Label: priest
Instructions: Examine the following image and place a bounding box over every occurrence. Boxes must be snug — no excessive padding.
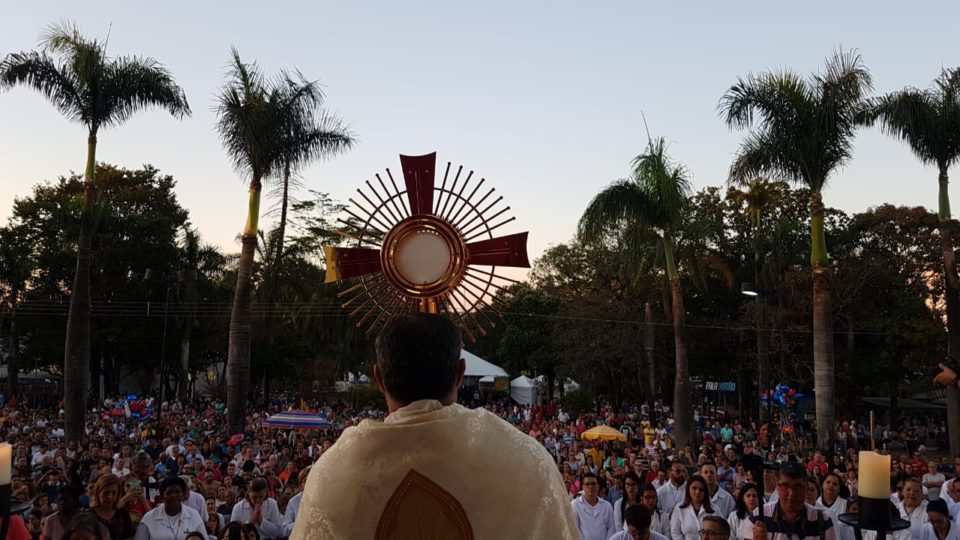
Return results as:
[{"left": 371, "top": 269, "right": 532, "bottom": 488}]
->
[{"left": 291, "top": 313, "right": 578, "bottom": 539}]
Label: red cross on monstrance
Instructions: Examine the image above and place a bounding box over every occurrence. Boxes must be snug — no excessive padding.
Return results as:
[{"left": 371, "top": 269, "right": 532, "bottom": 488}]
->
[{"left": 323, "top": 152, "right": 530, "bottom": 340}]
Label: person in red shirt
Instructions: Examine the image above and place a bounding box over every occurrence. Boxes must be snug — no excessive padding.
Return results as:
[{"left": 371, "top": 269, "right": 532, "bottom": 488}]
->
[{"left": 806, "top": 452, "right": 828, "bottom": 478}]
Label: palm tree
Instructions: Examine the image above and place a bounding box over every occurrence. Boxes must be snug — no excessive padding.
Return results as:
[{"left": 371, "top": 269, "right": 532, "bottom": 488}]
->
[
  {"left": 269, "top": 72, "right": 353, "bottom": 280},
  {"left": 719, "top": 49, "right": 872, "bottom": 452},
  {"left": 0, "top": 23, "right": 190, "bottom": 441},
  {"left": 578, "top": 136, "right": 695, "bottom": 449},
  {"left": 216, "top": 49, "right": 305, "bottom": 433},
  {"left": 864, "top": 68, "right": 960, "bottom": 455}
]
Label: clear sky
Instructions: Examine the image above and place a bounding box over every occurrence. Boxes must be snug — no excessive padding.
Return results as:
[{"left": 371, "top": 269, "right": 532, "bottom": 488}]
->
[{"left": 2, "top": 1, "right": 958, "bottom": 268}]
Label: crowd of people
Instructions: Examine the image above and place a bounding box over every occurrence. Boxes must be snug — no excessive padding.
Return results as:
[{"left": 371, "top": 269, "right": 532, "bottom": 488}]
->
[{"left": 0, "top": 390, "right": 954, "bottom": 540}]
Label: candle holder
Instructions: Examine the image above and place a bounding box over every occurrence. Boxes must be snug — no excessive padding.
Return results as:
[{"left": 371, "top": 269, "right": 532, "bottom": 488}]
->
[{"left": 839, "top": 497, "right": 910, "bottom": 540}]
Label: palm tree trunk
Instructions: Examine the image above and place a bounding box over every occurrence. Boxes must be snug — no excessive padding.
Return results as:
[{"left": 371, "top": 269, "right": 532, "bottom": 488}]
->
[
  {"left": 64, "top": 133, "right": 97, "bottom": 442},
  {"left": 274, "top": 162, "right": 290, "bottom": 274},
  {"left": 7, "top": 304, "right": 18, "bottom": 399},
  {"left": 810, "top": 190, "right": 835, "bottom": 453},
  {"left": 936, "top": 167, "right": 960, "bottom": 456},
  {"left": 644, "top": 302, "right": 656, "bottom": 397},
  {"left": 227, "top": 176, "right": 262, "bottom": 434},
  {"left": 663, "top": 236, "right": 693, "bottom": 450}
]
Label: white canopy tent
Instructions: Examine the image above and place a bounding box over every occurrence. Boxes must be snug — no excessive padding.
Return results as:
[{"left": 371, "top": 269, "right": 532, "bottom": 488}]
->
[
  {"left": 462, "top": 349, "right": 507, "bottom": 379},
  {"left": 510, "top": 375, "right": 538, "bottom": 405}
]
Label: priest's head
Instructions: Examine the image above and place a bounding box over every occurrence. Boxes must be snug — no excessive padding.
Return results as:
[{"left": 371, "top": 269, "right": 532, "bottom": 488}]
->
[{"left": 374, "top": 313, "right": 467, "bottom": 412}]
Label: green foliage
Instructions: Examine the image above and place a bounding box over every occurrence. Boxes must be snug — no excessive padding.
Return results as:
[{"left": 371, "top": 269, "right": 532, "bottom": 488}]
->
[
  {"left": 561, "top": 388, "right": 595, "bottom": 416},
  {"left": 343, "top": 385, "right": 386, "bottom": 410}
]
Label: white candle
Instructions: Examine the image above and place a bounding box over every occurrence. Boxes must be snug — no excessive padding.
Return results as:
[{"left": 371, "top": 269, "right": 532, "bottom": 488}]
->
[
  {"left": 859, "top": 450, "right": 890, "bottom": 499},
  {"left": 0, "top": 443, "right": 11, "bottom": 485}
]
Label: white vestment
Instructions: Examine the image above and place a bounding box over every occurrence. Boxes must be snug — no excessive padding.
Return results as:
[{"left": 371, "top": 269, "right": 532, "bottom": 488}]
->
[{"left": 291, "top": 400, "right": 578, "bottom": 539}]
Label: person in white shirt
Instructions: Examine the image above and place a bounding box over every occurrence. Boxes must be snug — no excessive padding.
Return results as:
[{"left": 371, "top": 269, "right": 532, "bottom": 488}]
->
[
  {"left": 614, "top": 472, "right": 644, "bottom": 531},
  {"left": 281, "top": 467, "right": 310, "bottom": 537},
  {"left": 942, "top": 478, "right": 960, "bottom": 519},
  {"left": 701, "top": 461, "right": 736, "bottom": 518},
  {"left": 817, "top": 473, "right": 848, "bottom": 521},
  {"left": 728, "top": 483, "right": 760, "bottom": 540},
  {"left": 134, "top": 477, "right": 207, "bottom": 540},
  {"left": 641, "top": 483, "right": 671, "bottom": 537},
  {"left": 671, "top": 475, "right": 716, "bottom": 540},
  {"left": 230, "top": 477, "right": 285, "bottom": 540},
  {"left": 608, "top": 504, "right": 671, "bottom": 540},
  {"left": 922, "top": 462, "right": 946, "bottom": 502},
  {"left": 920, "top": 499, "right": 960, "bottom": 540},
  {"left": 181, "top": 476, "right": 209, "bottom": 523},
  {"left": 570, "top": 472, "right": 616, "bottom": 540},
  {"left": 898, "top": 479, "right": 930, "bottom": 540},
  {"left": 658, "top": 461, "right": 688, "bottom": 515}
]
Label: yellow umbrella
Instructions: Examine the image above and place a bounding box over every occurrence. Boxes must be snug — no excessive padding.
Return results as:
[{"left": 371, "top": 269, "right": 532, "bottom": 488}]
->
[{"left": 580, "top": 425, "right": 627, "bottom": 442}]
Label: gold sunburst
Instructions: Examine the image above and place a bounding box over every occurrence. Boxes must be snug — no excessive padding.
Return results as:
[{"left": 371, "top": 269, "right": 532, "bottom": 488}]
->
[{"left": 323, "top": 152, "right": 529, "bottom": 340}]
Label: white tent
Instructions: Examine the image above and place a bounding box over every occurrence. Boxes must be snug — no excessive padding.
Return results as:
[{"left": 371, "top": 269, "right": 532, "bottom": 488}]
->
[
  {"left": 510, "top": 375, "right": 538, "bottom": 405},
  {"left": 462, "top": 349, "right": 507, "bottom": 379}
]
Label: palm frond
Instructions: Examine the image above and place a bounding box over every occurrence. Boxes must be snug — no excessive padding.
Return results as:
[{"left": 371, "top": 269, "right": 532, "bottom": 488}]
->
[
  {"left": 0, "top": 51, "right": 86, "bottom": 123},
  {"left": 215, "top": 48, "right": 279, "bottom": 179},
  {"left": 577, "top": 179, "right": 654, "bottom": 244},
  {"left": 866, "top": 67, "right": 960, "bottom": 169},
  {"left": 98, "top": 55, "right": 190, "bottom": 128}
]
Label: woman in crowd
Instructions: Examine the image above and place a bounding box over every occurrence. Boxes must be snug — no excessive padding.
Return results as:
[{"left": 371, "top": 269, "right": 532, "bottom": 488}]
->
[
  {"left": 613, "top": 472, "right": 642, "bottom": 530},
  {"left": 640, "top": 484, "right": 670, "bottom": 537},
  {"left": 898, "top": 478, "right": 930, "bottom": 540},
  {"left": 90, "top": 474, "right": 135, "bottom": 540},
  {"left": 727, "top": 483, "right": 760, "bottom": 540},
  {"left": 670, "top": 475, "right": 714, "bottom": 540},
  {"left": 921, "top": 499, "right": 959, "bottom": 540},
  {"left": 64, "top": 513, "right": 110, "bottom": 540},
  {"left": 133, "top": 477, "right": 206, "bottom": 540},
  {"left": 818, "top": 472, "right": 849, "bottom": 518}
]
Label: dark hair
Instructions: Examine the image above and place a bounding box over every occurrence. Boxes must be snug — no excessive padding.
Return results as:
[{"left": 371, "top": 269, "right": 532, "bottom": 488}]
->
[
  {"left": 64, "top": 512, "right": 108, "bottom": 539},
  {"left": 582, "top": 472, "right": 599, "bottom": 483},
  {"left": 249, "top": 477, "right": 268, "bottom": 493},
  {"left": 624, "top": 504, "right": 652, "bottom": 530},
  {"left": 928, "top": 498, "right": 951, "bottom": 519},
  {"left": 241, "top": 523, "right": 261, "bottom": 540},
  {"left": 160, "top": 476, "right": 187, "bottom": 494},
  {"left": 702, "top": 515, "right": 731, "bottom": 538},
  {"left": 735, "top": 483, "right": 760, "bottom": 519},
  {"left": 822, "top": 472, "right": 850, "bottom": 500},
  {"left": 699, "top": 461, "right": 717, "bottom": 471},
  {"left": 777, "top": 462, "right": 808, "bottom": 481},
  {"left": 185, "top": 533, "right": 206, "bottom": 540},
  {"left": 620, "top": 472, "right": 643, "bottom": 523},
  {"left": 680, "top": 475, "right": 714, "bottom": 513},
  {"left": 375, "top": 313, "right": 462, "bottom": 403}
]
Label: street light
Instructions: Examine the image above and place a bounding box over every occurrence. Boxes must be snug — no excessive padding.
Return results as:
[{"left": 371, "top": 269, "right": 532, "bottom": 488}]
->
[{"left": 740, "top": 282, "right": 760, "bottom": 297}]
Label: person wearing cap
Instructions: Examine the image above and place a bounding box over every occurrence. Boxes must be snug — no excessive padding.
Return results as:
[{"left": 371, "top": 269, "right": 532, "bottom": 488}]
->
[
  {"left": 921, "top": 499, "right": 959, "bottom": 540},
  {"left": 134, "top": 476, "right": 206, "bottom": 540},
  {"left": 291, "top": 313, "right": 578, "bottom": 540}
]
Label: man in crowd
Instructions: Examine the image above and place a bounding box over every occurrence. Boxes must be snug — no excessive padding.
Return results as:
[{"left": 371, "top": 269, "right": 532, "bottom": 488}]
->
[
  {"left": 657, "top": 460, "right": 688, "bottom": 515},
  {"left": 571, "top": 472, "right": 616, "bottom": 540},
  {"left": 747, "top": 462, "right": 836, "bottom": 540},
  {"left": 700, "top": 461, "right": 736, "bottom": 517},
  {"left": 291, "top": 313, "right": 578, "bottom": 539}
]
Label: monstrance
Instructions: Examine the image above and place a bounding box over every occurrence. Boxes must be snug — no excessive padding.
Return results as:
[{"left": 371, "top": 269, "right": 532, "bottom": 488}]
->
[{"left": 323, "top": 152, "right": 529, "bottom": 340}]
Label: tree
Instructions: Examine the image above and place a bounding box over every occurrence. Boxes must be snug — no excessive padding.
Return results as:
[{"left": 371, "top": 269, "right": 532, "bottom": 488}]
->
[
  {"left": 0, "top": 225, "right": 33, "bottom": 398},
  {"left": 216, "top": 49, "right": 279, "bottom": 433},
  {"left": 0, "top": 23, "right": 190, "bottom": 440},
  {"left": 578, "top": 136, "right": 696, "bottom": 450},
  {"left": 864, "top": 68, "right": 960, "bottom": 455},
  {"left": 719, "top": 49, "right": 872, "bottom": 451}
]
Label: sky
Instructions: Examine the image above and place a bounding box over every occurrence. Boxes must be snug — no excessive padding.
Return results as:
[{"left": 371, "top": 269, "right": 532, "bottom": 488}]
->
[{"left": 1, "top": 1, "right": 959, "bottom": 272}]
